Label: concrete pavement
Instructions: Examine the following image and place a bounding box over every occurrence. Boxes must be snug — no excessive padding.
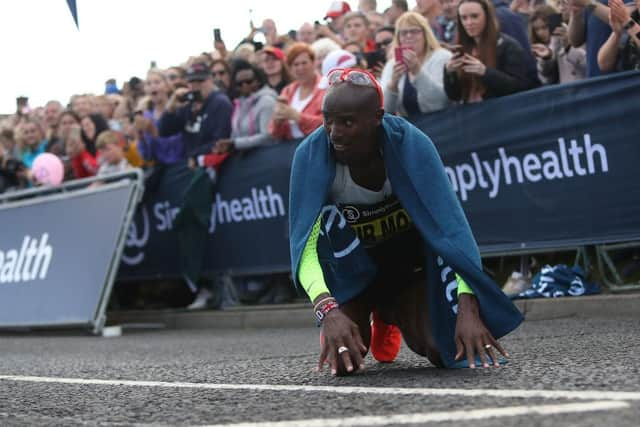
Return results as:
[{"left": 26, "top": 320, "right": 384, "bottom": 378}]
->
[
  {"left": 107, "top": 293, "right": 640, "bottom": 330},
  {"left": 2, "top": 316, "right": 640, "bottom": 426}
]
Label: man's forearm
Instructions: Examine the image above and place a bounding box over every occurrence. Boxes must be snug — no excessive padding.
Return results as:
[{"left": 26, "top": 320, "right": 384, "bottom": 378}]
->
[
  {"left": 597, "top": 33, "right": 620, "bottom": 73},
  {"left": 591, "top": 2, "right": 610, "bottom": 24},
  {"left": 568, "top": 12, "right": 586, "bottom": 47},
  {"left": 157, "top": 110, "right": 184, "bottom": 137}
]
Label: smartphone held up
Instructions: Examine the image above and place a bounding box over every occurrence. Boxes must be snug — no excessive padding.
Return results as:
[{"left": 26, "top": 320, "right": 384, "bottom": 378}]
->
[
  {"left": 450, "top": 45, "right": 464, "bottom": 58},
  {"left": 178, "top": 91, "right": 203, "bottom": 103},
  {"left": 213, "top": 28, "right": 222, "bottom": 42},
  {"left": 547, "top": 13, "right": 563, "bottom": 33},
  {"left": 394, "top": 47, "right": 407, "bottom": 64}
]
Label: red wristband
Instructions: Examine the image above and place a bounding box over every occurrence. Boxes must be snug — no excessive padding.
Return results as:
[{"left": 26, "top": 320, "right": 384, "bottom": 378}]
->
[{"left": 314, "top": 300, "right": 339, "bottom": 323}]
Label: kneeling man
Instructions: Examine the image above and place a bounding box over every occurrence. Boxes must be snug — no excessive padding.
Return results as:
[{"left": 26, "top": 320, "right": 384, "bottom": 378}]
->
[{"left": 289, "top": 68, "right": 523, "bottom": 375}]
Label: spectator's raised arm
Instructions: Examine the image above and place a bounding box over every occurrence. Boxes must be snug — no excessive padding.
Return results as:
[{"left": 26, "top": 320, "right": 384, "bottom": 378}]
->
[
  {"left": 568, "top": 2, "right": 588, "bottom": 46},
  {"left": 157, "top": 88, "right": 189, "bottom": 137},
  {"left": 597, "top": 4, "right": 625, "bottom": 72},
  {"left": 598, "top": 0, "right": 640, "bottom": 72}
]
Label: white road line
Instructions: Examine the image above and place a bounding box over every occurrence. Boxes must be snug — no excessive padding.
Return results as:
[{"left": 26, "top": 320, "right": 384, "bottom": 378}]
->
[
  {"left": 1, "top": 374, "right": 640, "bottom": 402},
  {"left": 198, "top": 401, "right": 629, "bottom": 427}
]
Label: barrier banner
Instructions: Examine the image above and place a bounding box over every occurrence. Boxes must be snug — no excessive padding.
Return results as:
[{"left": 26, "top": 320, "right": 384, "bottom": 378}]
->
[
  {"left": 412, "top": 71, "right": 640, "bottom": 254},
  {"left": 119, "top": 71, "right": 640, "bottom": 280},
  {"left": 0, "top": 183, "right": 136, "bottom": 328},
  {"left": 119, "top": 142, "right": 297, "bottom": 280}
]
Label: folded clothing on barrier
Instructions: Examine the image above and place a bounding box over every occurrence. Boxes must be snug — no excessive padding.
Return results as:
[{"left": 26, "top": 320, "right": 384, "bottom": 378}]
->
[{"left": 512, "top": 264, "right": 600, "bottom": 299}]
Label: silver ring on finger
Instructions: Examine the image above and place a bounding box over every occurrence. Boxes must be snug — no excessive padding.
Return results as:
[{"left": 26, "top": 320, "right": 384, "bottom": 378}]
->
[
  {"left": 338, "top": 346, "right": 349, "bottom": 354},
  {"left": 484, "top": 344, "right": 492, "bottom": 350}
]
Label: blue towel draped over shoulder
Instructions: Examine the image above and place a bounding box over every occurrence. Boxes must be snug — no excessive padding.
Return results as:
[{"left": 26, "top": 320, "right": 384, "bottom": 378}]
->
[{"left": 289, "top": 114, "right": 523, "bottom": 367}]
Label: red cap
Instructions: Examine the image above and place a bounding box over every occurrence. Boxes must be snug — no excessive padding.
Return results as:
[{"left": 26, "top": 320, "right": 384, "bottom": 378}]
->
[
  {"left": 262, "top": 46, "right": 286, "bottom": 61},
  {"left": 325, "top": 1, "right": 351, "bottom": 19}
]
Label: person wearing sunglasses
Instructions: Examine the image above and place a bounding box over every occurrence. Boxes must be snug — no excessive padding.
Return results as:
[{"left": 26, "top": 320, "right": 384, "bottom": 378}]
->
[
  {"left": 164, "top": 66, "right": 187, "bottom": 92},
  {"left": 210, "top": 59, "right": 232, "bottom": 95},
  {"left": 366, "top": 26, "right": 396, "bottom": 78},
  {"left": 289, "top": 67, "right": 522, "bottom": 376},
  {"left": 380, "top": 11, "right": 452, "bottom": 116},
  {"left": 212, "top": 60, "right": 277, "bottom": 154},
  {"left": 374, "top": 26, "right": 395, "bottom": 57}
]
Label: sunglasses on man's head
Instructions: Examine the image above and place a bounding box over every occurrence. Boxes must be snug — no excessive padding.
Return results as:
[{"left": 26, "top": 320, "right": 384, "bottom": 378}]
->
[
  {"left": 167, "top": 74, "right": 180, "bottom": 81},
  {"left": 327, "top": 68, "right": 384, "bottom": 108}
]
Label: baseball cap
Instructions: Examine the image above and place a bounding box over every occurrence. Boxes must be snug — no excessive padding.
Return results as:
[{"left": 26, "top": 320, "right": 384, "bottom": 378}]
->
[
  {"left": 325, "top": 1, "right": 351, "bottom": 19},
  {"left": 185, "top": 62, "right": 211, "bottom": 81},
  {"left": 262, "top": 46, "right": 286, "bottom": 61},
  {"left": 318, "top": 49, "right": 357, "bottom": 89}
]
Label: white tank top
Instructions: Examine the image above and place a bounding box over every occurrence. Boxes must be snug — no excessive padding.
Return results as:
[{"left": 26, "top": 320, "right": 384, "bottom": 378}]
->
[
  {"left": 289, "top": 87, "right": 313, "bottom": 138},
  {"left": 330, "top": 163, "right": 392, "bottom": 205}
]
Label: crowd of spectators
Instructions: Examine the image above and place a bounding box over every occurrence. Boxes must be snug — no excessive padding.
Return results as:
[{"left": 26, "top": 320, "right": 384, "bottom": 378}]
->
[{"left": 1, "top": 0, "right": 638, "bottom": 307}]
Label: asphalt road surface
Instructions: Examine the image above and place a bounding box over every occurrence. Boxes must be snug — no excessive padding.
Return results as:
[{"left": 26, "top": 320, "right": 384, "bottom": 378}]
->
[{"left": 1, "top": 315, "right": 639, "bottom": 426}]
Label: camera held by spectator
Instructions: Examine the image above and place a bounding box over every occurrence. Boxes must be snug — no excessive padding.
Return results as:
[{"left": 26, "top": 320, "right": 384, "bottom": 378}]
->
[
  {"left": 177, "top": 90, "right": 204, "bottom": 103},
  {"left": 159, "top": 62, "right": 232, "bottom": 158}
]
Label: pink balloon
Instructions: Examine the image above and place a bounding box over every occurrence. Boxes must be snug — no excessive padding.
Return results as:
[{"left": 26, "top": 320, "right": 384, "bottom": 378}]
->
[{"left": 32, "top": 153, "right": 64, "bottom": 186}]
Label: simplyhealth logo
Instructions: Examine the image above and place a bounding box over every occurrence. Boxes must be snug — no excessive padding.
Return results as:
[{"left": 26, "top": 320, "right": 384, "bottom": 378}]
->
[
  {"left": 0, "top": 233, "right": 53, "bottom": 284},
  {"left": 445, "top": 134, "right": 609, "bottom": 202},
  {"left": 122, "top": 185, "right": 286, "bottom": 266}
]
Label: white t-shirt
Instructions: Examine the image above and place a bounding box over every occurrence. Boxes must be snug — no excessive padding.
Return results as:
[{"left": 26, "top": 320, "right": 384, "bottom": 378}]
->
[{"left": 289, "top": 86, "right": 313, "bottom": 138}]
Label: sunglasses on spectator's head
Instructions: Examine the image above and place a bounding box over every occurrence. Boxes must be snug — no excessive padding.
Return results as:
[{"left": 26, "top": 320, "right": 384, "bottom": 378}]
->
[
  {"left": 167, "top": 74, "right": 180, "bottom": 81},
  {"left": 375, "top": 38, "right": 393, "bottom": 49},
  {"left": 235, "top": 78, "right": 256, "bottom": 87},
  {"left": 326, "top": 68, "right": 383, "bottom": 108}
]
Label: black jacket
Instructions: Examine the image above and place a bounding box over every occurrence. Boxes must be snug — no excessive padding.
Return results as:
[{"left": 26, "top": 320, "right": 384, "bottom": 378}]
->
[
  {"left": 0, "top": 158, "right": 26, "bottom": 194},
  {"left": 492, "top": 0, "right": 540, "bottom": 87},
  {"left": 444, "top": 33, "right": 530, "bottom": 103},
  {"left": 158, "top": 90, "right": 232, "bottom": 158}
]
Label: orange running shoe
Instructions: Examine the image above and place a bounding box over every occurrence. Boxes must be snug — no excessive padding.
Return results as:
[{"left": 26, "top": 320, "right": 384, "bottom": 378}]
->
[{"left": 370, "top": 311, "right": 402, "bottom": 363}]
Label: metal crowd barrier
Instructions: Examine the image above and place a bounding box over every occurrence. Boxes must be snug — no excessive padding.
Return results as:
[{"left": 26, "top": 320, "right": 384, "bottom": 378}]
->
[{"left": 0, "top": 169, "right": 144, "bottom": 334}]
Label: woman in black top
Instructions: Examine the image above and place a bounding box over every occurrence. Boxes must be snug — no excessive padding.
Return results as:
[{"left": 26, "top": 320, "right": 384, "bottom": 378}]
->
[{"left": 444, "top": 0, "right": 530, "bottom": 103}]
